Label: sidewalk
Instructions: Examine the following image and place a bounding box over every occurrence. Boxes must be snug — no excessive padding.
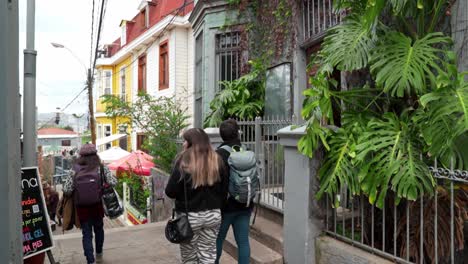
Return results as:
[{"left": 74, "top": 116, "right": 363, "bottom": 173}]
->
[{"left": 52, "top": 222, "right": 181, "bottom": 264}]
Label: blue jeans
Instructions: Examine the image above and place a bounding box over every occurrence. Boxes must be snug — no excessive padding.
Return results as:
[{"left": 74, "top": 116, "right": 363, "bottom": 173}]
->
[
  {"left": 81, "top": 217, "right": 104, "bottom": 264},
  {"left": 215, "top": 211, "right": 251, "bottom": 264}
]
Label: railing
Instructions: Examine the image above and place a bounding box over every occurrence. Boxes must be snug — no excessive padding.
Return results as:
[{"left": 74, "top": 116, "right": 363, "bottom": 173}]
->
[
  {"left": 237, "top": 116, "right": 292, "bottom": 213},
  {"left": 302, "top": 0, "right": 343, "bottom": 41},
  {"left": 324, "top": 159, "right": 468, "bottom": 264}
]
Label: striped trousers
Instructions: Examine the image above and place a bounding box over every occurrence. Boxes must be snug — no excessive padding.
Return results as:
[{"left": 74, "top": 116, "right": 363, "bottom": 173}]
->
[{"left": 179, "top": 209, "right": 222, "bottom": 264}]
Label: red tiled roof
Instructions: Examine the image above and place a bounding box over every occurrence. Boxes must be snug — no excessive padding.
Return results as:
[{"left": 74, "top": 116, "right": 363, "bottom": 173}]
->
[
  {"left": 38, "top": 128, "right": 78, "bottom": 136},
  {"left": 106, "top": 0, "right": 194, "bottom": 57}
]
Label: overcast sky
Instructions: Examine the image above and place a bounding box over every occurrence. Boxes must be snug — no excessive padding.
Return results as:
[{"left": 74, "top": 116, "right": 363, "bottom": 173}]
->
[{"left": 19, "top": 0, "right": 140, "bottom": 114}]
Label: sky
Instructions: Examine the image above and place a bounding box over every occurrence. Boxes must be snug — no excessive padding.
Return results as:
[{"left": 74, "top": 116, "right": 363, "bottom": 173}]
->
[{"left": 19, "top": 0, "right": 140, "bottom": 114}]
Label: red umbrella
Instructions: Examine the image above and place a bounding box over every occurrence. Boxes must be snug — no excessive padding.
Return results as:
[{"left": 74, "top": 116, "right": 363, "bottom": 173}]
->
[{"left": 107, "top": 150, "right": 155, "bottom": 176}]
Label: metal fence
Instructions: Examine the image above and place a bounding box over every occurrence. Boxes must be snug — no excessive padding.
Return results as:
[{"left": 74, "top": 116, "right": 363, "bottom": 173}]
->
[
  {"left": 324, "top": 159, "right": 468, "bottom": 263},
  {"left": 302, "top": 0, "right": 344, "bottom": 41},
  {"left": 237, "top": 116, "right": 292, "bottom": 213}
]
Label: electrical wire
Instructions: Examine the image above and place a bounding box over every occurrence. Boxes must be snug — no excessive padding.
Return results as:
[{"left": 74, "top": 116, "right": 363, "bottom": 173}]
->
[
  {"left": 38, "top": 87, "right": 88, "bottom": 129},
  {"left": 89, "top": 0, "right": 95, "bottom": 68}
]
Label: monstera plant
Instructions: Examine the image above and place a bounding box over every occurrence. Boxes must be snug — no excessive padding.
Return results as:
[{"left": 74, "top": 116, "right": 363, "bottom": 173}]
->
[{"left": 299, "top": 0, "right": 468, "bottom": 208}]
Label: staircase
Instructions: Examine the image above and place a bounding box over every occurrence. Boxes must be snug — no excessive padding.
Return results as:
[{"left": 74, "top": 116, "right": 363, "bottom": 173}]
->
[{"left": 221, "top": 205, "right": 284, "bottom": 264}]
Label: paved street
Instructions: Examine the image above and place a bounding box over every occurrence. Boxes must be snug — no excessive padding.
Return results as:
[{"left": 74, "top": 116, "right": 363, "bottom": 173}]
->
[{"left": 52, "top": 222, "right": 181, "bottom": 264}]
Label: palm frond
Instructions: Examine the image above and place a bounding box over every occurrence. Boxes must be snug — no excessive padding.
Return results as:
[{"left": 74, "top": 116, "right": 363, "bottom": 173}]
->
[
  {"left": 321, "top": 16, "right": 376, "bottom": 71},
  {"left": 370, "top": 32, "right": 450, "bottom": 97}
]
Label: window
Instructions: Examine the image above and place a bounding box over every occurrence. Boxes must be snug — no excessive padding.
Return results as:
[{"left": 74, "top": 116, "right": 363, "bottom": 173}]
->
[
  {"left": 194, "top": 33, "right": 204, "bottom": 128},
  {"left": 159, "top": 42, "right": 169, "bottom": 90},
  {"left": 104, "top": 71, "right": 111, "bottom": 95},
  {"left": 138, "top": 55, "right": 147, "bottom": 93},
  {"left": 96, "top": 71, "right": 102, "bottom": 97},
  {"left": 140, "top": 7, "right": 149, "bottom": 29},
  {"left": 104, "top": 125, "right": 112, "bottom": 150},
  {"left": 61, "top": 140, "right": 71, "bottom": 147},
  {"left": 121, "top": 25, "right": 127, "bottom": 46},
  {"left": 136, "top": 133, "right": 147, "bottom": 152},
  {"left": 215, "top": 32, "right": 241, "bottom": 90},
  {"left": 120, "top": 67, "right": 126, "bottom": 101}
]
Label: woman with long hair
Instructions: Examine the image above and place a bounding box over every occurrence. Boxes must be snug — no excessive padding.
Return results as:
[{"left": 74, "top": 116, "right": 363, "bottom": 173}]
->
[
  {"left": 165, "top": 128, "right": 228, "bottom": 263},
  {"left": 62, "top": 144, "right": 117, "bottom": 264}
]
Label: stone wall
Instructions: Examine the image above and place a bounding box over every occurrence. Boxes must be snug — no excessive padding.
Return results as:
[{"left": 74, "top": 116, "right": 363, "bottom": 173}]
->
[{"left": 316, "top": 236, "right": 393, "bottom": 264}]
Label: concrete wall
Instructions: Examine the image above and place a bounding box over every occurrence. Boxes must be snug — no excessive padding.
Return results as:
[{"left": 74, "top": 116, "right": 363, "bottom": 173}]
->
[
  {"left": 0, "top": 1, "right": 22, "bottom": 262},
  {"left": 38, "top": 137, "right": 80, "bottom": 147},
  {"left": 316, "top": 236, "right": 393, "bottom": 264},
  {"left": 151, "top": 167, "right": 173, "bottom": 222}
]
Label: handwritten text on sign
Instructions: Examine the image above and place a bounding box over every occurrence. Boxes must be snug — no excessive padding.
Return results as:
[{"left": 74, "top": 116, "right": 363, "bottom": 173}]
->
[{"left": 21, "top": 167, "right": 53, "bottom": 259}]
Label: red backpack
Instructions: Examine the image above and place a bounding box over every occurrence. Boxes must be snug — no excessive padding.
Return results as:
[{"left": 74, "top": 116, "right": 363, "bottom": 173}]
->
[{"left": 73, "top": 165, "right": 102, "bottom": 206}]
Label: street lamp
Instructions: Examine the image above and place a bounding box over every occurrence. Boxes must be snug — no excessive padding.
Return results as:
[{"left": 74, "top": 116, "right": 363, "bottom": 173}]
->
[{"left": 51, "top": 42, "right": 97, "bottom": 145}]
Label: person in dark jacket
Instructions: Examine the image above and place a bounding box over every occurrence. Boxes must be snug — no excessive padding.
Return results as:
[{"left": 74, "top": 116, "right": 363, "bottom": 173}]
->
[
  {"left": 62, "top": 144, "right": 117, "bottom": 264},
  {"left": 165, "top": 128, "right": 229, "bottom": 264},
  {"left": 215, "top": 119, "right": 253, "bottom": 264}
]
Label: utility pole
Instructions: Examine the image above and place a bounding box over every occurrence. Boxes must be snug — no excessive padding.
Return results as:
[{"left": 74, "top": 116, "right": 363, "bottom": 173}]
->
[
  {"left": 0, "top": 0, "right": 23, "bottom": 262},
  {"left": 87, "top": 69, "right": 97, "bottom": 144},
  {"left": 23, "top": 0, "right": 37, "bottom": 166}
]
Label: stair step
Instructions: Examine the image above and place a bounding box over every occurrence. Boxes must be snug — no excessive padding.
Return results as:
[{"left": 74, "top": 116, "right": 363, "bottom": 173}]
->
[
  {"left": 250, "top": 215, "right": 283, "bottom": 255},
  {"left": 220, "top": 251, "right": 237, "bottom": 264},
  {"left": 223, "top": 229, "right": 283, "bottom": 264}
]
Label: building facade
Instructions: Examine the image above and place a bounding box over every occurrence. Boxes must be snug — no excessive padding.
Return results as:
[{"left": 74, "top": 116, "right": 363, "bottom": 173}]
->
[{"left": 95, "top": 0, "right": 194, "bottom": 151}]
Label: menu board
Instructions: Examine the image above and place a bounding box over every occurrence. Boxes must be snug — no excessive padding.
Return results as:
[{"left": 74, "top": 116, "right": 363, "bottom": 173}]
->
[{"left": 21, "top": 167, "right": 54, "bottom": 259}]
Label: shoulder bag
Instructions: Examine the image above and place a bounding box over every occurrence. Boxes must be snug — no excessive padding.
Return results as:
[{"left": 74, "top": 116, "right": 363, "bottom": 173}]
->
[
  {"left": 165, "top": 172, "right": 193, "bottom": 244},
  {"left": 100, "top": 165, "right": 123, "bottom": 219}
]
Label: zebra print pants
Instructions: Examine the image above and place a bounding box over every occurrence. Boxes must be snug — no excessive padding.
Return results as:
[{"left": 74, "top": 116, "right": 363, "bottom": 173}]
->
[{"left": 179, "top": 209, "right": 222, "bottom": 264}]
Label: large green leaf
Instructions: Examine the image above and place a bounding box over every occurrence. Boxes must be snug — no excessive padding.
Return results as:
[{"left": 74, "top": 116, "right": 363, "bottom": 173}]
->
[
  {"left": 316, "top": 128, "right": 360, "bottom": 204},
  {"left": 321, "top": 16, "right": 376, "bottom": 71},
  {"left": 418, "top": 70, "right": 468, "bottom": 168},
  {"left": 370, "top": 32, "right": 450, "bottom": 97},
  {"left": 356, "top": 113, "right": 435, "bottom": 207}
]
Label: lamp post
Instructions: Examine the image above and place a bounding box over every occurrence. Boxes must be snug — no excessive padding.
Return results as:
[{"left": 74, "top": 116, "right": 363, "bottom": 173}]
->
[{"left": 51, "top": 42, "right": 96, "bottom": 145}]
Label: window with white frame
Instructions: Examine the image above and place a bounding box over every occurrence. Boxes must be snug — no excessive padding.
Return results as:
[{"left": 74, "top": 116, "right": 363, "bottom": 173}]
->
[
  {"left": 104, "top": 71, "right": 111, "bottom": 95},
  {"left": 120, "top": 67, "right": 126, "bottom": 101},
  {"left": 96, "top": 70, "right": 102, "bottom": 97},
  {"left": 104, "top": 124, "right": 112, "bottom": 150},
  {"left": 121, "top": 25, "right": 127, "bottom": 46}
]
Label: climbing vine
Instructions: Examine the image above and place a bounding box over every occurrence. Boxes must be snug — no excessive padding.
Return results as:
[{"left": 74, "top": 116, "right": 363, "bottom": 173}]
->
[{"left": 204, "top": 0, "right": 300, "bottom": 126}]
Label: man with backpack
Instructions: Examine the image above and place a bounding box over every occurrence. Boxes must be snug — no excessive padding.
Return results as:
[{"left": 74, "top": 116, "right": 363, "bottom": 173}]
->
[
  {"left": 62, "top": 144, "right": 117, "bottom": 264},
  {"left": 215, "top": 119, "right": 260, "bottom": 264}
]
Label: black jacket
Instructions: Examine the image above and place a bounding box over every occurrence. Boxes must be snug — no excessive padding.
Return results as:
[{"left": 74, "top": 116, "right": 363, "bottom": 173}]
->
[
  {"left": 165, "top": 158, "right": 228, "bottom": 213},
  {"left": 216, "top": 139, "right": 254, "bottom": 213}
]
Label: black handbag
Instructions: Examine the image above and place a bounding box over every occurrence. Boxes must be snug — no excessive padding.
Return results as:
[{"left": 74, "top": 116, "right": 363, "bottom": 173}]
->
[
  {"left": 165, "top": 173, "right": 193, "bottom": 244},
  {"left": 100, "top": 165, "right": 123, "bottom": 219}
]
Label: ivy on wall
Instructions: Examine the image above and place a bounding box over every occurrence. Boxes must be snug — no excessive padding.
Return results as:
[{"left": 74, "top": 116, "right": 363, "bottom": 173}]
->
[{"left": 204, "top": 0, "right": 299, "bottom": 126}]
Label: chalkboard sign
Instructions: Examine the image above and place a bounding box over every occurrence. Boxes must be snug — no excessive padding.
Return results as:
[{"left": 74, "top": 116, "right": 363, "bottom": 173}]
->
[{"left": 21, "top": 167, "right": 54, "bottom": 259}]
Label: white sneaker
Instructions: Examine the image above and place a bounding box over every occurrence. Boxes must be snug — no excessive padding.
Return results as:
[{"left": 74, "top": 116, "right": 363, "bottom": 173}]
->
[{"left": 96, "top": 253, "right": 103, "bottom": 263}]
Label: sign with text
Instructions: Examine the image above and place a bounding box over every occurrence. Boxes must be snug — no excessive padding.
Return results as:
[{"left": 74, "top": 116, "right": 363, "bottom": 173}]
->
[{"left": 21, "top": 167, "right": 54, "bottom": 259}]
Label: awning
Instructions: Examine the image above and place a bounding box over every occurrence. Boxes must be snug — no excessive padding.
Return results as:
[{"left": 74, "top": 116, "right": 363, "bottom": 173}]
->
[{"left": 96, "top": 134, "right": 127, "bottom": 146}]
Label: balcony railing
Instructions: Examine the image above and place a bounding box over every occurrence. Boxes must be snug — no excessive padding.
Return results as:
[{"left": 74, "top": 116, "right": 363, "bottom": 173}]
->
[{"left": 302, "top": 0, "right": 344, "bottom": 42}]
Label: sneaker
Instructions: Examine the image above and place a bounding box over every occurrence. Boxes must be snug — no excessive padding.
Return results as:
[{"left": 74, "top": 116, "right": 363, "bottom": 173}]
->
[{"left": 96, "top": 253, "right": 103, "bottom": 263}]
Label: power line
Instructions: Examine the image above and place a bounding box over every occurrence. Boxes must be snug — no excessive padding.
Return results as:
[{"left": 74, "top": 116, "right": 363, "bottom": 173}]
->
[
  {"left": 38, "top": 87, "right": 88, "bottom": 129},
  {"left": 89, "top": 0, "right": 95, "bottom": 68},
  {"left": 92, "top": 0, "right": 107, "bottom": 74}
]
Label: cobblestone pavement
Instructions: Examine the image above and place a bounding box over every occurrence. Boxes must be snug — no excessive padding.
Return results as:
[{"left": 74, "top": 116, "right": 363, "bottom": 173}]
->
[{"left": 52, "top": 222, "right": 181, "bottom": 264}]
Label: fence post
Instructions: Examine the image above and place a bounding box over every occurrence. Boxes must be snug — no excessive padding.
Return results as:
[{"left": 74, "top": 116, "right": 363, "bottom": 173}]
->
[
  {"left": 123, "top": 182, "right": 128, "bottom": 224},
  {"left": 254, "top": 117, "right": 265, "bottom": 193},
  {"left": 278, "top": 125, "right": 323, "bottom": 264}
]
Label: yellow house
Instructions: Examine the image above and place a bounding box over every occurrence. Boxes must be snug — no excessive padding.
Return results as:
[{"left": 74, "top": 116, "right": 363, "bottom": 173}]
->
[{"left": 95, "top": 56, "right": 132, "bottom": 152}]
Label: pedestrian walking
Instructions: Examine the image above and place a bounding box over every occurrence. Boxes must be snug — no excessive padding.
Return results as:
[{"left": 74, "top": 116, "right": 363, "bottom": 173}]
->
[
  {"left": 62, "top": 144, "right": 117, "bottom": 264},
  {"left": 43, "top": 182, "right": 59, "bottom": 224},
  {"left": 165, "top": 128, "right": 229, "bottom": 264},
  {"left": 215, "top": 119, "right": 255, "bottom": 264}
]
